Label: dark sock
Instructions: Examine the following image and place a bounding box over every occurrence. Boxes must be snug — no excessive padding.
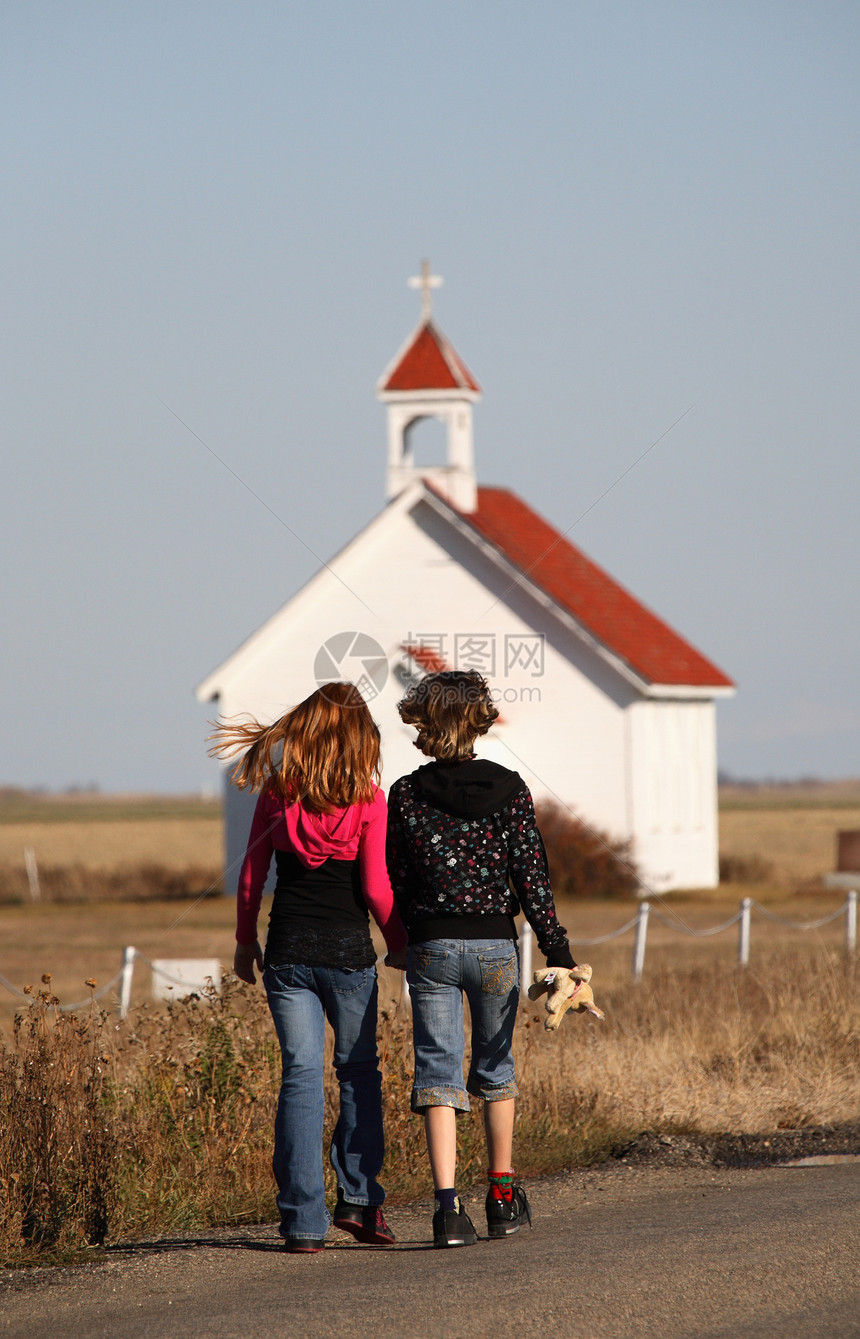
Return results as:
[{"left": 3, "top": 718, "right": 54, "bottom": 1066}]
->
[
  {"left": 488, "top": 1169, "right": 514, "bottom": 1202},
  {"left": 435, "top": 1187, "right": 458, "bottom": 1211}
]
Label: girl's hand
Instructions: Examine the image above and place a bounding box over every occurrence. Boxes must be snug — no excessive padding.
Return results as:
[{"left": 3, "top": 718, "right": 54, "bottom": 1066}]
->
[{"left": 234, "top": 940, "right": 264, "bottom": 985}]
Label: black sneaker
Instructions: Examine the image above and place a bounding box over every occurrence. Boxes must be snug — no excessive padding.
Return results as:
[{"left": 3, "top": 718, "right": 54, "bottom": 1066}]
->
[
  {"left": 333, "top": 1191, "right": 396, "bottom": 1245},
  {"left": 283, "top": 1236, "right": 325, "bottom": 1254},
  {"left": 432, "top": 1198, "right": 478, "bottom": 1248},
  {"left": 485, "top": 1183, "right": 532, "bottom": 1238}
]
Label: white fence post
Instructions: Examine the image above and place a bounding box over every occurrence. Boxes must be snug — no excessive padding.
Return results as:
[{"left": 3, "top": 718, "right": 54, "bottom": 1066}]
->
[
  {"left": 738, "top": 897, "right": 752, "bottom": 967},
  {"left": 520, "top": 920, "right": 534, "bottom": 995},
  {"left": 632, "top": 901, "right": 650, "bottom": 982},
  {"left": 847, "top": 890, "right": 858, "bottom": 956},
  {"left": 119, "top": 945, "right": 136, "bottom": 1019},
  {"left": 24, "top": 846, "right": 40, "bottom": 902}
]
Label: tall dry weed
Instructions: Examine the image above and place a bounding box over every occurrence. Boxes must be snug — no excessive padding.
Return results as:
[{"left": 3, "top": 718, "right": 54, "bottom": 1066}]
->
[
  {"left": 113, "top": 984, "right": 280, "bottom": 1235},
  {"left": 0, "top": 980, "right": 116, "bottom": 1259}
]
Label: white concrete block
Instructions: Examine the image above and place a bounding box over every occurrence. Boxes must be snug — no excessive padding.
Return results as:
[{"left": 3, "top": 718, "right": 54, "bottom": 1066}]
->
[{"left": 150, "top": 958, "right": 222, "bottom": 1001}]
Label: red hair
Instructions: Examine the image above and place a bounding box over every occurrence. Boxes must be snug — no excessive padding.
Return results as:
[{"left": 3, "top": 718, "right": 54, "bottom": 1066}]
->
[{"left": 208, "top": 682, "right": 380, "bottom": 812}]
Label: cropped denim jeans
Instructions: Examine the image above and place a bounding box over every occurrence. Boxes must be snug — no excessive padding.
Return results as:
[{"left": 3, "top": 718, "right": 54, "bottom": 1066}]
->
[
  {"left": 263, "top": 962, "right": 385, "bottom": 1243},
  {"left": 406, "top": 938, "right": 520, "bottom": 1113}
]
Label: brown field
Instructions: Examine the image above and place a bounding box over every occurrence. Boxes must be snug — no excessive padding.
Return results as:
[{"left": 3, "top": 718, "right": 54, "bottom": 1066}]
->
[
  {"left": 2, "top": 929, "right": 856, "bottom": 1264},
  {"left": 1, "top": 884, "right": 852, "bottom": 1026},
  {"left": 1, "top": 785, "right": 858, "bottom": 1022},
  {"left": 720, "top": 806, "right": 860, "bottom": 884},
  {"left": 0, "top": 814, "right": 221, "bottom": 872},
  {"left": 2, "top": 784, "right": 858, "bottom": 878}
]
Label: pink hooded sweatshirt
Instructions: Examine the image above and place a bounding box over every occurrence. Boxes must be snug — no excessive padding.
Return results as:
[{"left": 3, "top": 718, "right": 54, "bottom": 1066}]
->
[{"left": 236, "top": 785, "right": 407, "bottom": 954}]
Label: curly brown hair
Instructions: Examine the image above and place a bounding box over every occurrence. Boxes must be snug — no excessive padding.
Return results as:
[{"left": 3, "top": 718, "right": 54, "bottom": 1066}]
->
[
  {"left": 397, "top": 670, "right": 499, "bottom": 760},
  {"left": 207, "top": 682, "right": 381, "bottom": 812}
]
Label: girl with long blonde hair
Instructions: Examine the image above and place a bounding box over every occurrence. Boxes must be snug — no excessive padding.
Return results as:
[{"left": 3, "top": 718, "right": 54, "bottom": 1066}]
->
[{"left": 210, "top": 681, "right": 407, "bottom": 1254}]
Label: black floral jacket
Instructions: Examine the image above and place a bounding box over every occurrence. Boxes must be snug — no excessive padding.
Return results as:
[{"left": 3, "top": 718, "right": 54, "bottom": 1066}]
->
[{"left": 386, "top": 772, "right": 572, "bottom": 962}]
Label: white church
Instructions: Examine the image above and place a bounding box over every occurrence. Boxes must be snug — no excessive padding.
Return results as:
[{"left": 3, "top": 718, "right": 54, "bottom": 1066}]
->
[{"left": 197, "top": 266, "right": 734, "bottom": 893}]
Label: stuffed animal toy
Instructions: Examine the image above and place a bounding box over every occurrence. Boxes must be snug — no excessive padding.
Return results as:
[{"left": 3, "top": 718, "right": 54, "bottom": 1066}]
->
[{"left": 528, "top": 963, "right": 605, "bottom": 1030}]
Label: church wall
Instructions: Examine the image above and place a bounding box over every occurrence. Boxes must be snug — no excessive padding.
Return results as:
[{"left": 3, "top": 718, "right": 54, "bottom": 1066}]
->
[{"left": 627, "top": 699, "right": 719, "bottom": 891}]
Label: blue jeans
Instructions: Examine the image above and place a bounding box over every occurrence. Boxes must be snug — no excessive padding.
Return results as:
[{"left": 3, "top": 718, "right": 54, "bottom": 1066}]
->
[
  {"left": 406, "top": 939, "right": 520, "bottom": 1113},
  {"left": 263, "top": 962, "right": 385, "bottom": 1242}
]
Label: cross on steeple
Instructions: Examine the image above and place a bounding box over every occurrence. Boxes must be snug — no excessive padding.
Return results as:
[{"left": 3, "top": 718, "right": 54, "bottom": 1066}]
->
[{"left": 408, "top": 259, "right": 443, "bottom": 321}]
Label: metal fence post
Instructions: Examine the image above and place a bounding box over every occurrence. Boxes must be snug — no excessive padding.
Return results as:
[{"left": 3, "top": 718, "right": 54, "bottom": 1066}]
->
[
  {"left": 519, "top": 920, "right": 534, "bottom": 995},
  {"left": 632, "top": 902, "right": 650, "bottom": 982},
  {"left": 738, "top": 897, "right": 752, "bottom": 967},
  {"left": 119, "top": 945, "right": 136, "bottom": 1019},
  {"left": 847, "top": 890, "right": 858, "bottom": 956}
]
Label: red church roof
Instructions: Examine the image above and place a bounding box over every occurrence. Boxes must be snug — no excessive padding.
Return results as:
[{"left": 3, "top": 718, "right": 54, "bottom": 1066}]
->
[
  {"left": 380, "top": 321, "right": 481, "bottom": 394},
  {"left": 456, "top": 487, "right": 733, "bottom": 689}
]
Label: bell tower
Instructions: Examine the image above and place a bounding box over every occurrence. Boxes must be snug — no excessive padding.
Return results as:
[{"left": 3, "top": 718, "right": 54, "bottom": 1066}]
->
[{"left": 376, "top": 262, "right": 481, "bottom": 512}]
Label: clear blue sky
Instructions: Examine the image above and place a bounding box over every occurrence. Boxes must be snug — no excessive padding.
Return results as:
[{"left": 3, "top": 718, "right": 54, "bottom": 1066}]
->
[{"left": 2, "top": 1, "right": 858, "bottom": 792}]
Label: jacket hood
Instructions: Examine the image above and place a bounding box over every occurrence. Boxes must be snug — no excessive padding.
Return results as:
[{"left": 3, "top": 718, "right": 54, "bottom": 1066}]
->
[
  {"left": 272, "top": 788, "right": 382, "bottom": 867},
  {"left": 414, "top": 759, "right": 526, "bottom": 819}
]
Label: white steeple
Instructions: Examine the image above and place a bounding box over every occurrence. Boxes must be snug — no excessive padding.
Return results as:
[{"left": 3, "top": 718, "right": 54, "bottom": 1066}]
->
[{"left": 376, "top": 262, "right": 481, "bottom": 512}]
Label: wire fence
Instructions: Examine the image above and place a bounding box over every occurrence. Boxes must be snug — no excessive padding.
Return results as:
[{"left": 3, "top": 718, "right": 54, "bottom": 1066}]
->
[
  {"left": 0, "top": 950, "right": 222, "bottom": 1018},
  {"left": 519, "top": 889, "right": 858, "bottom": 986},
  {"left": 0, "top": 967, "right": 125, "bottom": 1014},
  {"left": 2, "top": 892, "right": 857, "bottom": 1013}
]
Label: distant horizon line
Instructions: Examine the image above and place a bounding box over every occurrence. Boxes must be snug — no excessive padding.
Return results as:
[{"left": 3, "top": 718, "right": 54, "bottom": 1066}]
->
[{"left": 3, "top": 776, "right": 860, "bottom": 802}]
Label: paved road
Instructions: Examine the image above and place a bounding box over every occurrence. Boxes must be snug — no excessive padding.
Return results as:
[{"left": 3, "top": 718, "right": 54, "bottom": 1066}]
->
[{"left": 2, "top": 1160, "right": 859, "bottom": 1339}]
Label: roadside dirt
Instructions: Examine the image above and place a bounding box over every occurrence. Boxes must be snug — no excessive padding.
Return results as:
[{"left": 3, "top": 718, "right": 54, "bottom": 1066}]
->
[{"left": 607, "top": 1119, "right": 860, "bottom": 1169}]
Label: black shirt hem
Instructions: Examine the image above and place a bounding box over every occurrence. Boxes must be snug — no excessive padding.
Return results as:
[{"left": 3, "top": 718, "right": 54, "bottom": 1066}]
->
[{"left": 408, "top": 913, "right": 517, "bottom": 943}]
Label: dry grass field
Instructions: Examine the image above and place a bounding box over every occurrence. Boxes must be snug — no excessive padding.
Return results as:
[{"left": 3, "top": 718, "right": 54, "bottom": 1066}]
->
[
  {"left": 1, "top": 940, "right": 856, "bottom": 1265},
  {"left": 2, "top": 784, "right": 858, "bottom": 878},
  {"left": 0, "top": 885, "right": 853, "bottom": 1027},
  {"left": 719, "top": 783, "right": 860, "bottom": 884},
  {"left": 0, "top": 794, "right": 221, "bottom": 870}
]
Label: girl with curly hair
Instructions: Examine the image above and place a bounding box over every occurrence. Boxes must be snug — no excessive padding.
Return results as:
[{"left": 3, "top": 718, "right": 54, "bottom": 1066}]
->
[{"left": 386, "top": 670, "right": 578, "bottom": 1248}]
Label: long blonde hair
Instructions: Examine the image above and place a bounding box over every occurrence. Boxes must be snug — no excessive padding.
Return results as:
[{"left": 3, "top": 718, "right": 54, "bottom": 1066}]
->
[{"left": 208, "top": 682, "right": 381, "bottom": 812}]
